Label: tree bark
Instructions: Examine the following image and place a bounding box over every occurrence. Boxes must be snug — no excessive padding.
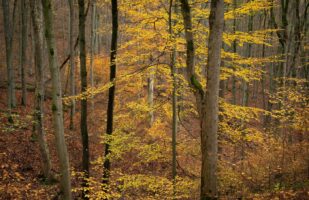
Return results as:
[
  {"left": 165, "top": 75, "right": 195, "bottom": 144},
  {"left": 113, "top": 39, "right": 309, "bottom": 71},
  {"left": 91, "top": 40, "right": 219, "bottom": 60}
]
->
[
  {"left": 201, "top": 0, "right": 224, "bottom": 199},
  {"left": 67, "top": 0, "right": 76, "bottom": 130},
  {"left": 30, "top": 0, "right": 53, "bottom": 181},
  {"left": 90, "top": 0, "right": 96, "bottom": 110},
  {"left": 20, "top": 0, "right": 28, "bottom": 106},
  {"left": 169, "top": 0, "right": 177, "bottom": 196},
  {"left": 41, "top": 0, "right": 72, "bottom": 199},
  {"left": 2, "top": 0, "right": 17, "bottom": 120},
  {"left": 147, "top": 69, "right": 154, "bottom": 126},
  {"left": 103, "top": 0, "right": 118, "bottom": 191},
  {"left": 180, "top": 0, "right": 224, "bottom": 199},
  {"left": 78, "top": 0, "right": 90, "bottom": 198}
]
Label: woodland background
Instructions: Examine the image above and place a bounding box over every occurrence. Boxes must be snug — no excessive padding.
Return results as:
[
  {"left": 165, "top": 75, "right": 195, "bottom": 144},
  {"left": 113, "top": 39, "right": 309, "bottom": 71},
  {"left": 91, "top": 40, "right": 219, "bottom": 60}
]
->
[{"left": 0, "top": 0, "right": 308, "bottom": 199}]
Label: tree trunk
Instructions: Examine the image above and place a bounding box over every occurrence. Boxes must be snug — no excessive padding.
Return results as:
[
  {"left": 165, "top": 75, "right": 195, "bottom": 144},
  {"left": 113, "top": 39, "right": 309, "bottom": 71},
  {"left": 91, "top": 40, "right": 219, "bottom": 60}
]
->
[
  {"left": 180, "top": 0, "right": 223, "bottom": 199},
  {"left": 231, "top": 0, "right": 237, "bottom": 105},
  {"left": 103, "top": 0, "right": 118, "bottom": 191},
  {"left": 78, "top": 0, "right": 90, "bottom": 198},
  {"left": 201, "top": 0, "right": 224, "bottom": 199},
  {"left": 147, "top": 69, "right": 154, "bottom": 126},
  {"left": 67, "top": 0, "right": 76, "bottom": 130},
  {"left": 2, "top": 0, "right": 17, "bottom": 120},
  {"left": 90, "top": 0, "right": 96, "bottom": 110},
  {"left": 30, "top": 0, "right": 53, "bottom": 181},
  {"left": 169, "top": 0, "right": 177, "bottom": 196},
  {"left": 41, "top": 0, "right": 72, "bottom": 199},
  {"left": 20, "top": 0, "right": 28, "bottom": 106}
]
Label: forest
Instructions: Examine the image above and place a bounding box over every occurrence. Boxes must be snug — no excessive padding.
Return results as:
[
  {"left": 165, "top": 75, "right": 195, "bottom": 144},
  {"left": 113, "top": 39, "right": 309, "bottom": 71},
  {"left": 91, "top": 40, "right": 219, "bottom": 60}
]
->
[{"left": 0, "top": 0, "right": 308, "bottom": 199}]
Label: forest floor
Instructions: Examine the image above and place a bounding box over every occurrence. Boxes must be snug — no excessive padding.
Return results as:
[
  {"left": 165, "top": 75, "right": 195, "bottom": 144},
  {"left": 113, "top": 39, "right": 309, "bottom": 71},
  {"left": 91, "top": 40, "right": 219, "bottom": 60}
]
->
[
  {"left": 0, "top": 89, "right": 308, "bottom": 199},
  {"left": 0, "top": 89, "right": 106, "bottom": 199}
]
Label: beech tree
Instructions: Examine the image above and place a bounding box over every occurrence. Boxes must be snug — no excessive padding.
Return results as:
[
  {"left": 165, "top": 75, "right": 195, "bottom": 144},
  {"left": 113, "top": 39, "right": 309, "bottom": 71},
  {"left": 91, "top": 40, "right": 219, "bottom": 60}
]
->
[
  {"left": 90, "top": 0, "right": 96, "bottom": 109},
  {"left": 180, "top": 0, "right": 224, "bottom": 198},
  {"left": 41, "top": 0, "right": 72, "bottom": 199},
  {"left": 201, "top": 0, "right": 224, "bottom": 198},
  {"left": 2, "top": 0, "right": 17, "bottom": 119},
  {"left": 19, "top": 0, "right": 28, "bottom": 106},
  {"left": 30, "top": 0, "right": 52, "bottom": 181},
  {"left": 67, "top": 0, "right": 76, "bottom": 130},
  {"left": 78, "top": 0, "right": 90, "bottom": 198},
  {"left": 169, "top": 0, "right": 178, "bottom": 194},
  {"left": 103, "top": 0, "right": 118, "bottom": 189}
]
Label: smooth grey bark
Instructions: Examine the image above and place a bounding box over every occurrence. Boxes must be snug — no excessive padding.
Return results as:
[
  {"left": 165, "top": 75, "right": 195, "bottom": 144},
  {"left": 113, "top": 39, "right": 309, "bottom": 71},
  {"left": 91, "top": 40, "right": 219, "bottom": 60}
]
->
[
  {"left": 67, "top": 0, "right": 76, "bottom": 130},
  {"left": 2, "top": 0, "right": 17, "bottom": 119},
  {"left": 147, "top": 69, "right": 154, "bottom": 126},
  {"left": 19, "top": 0, "right": 28, "bottom": 106},
  {"left": 30, "top": 0, "right": 52, "bottom": 181},
  {"left": 146, "top": 5, "right": 154, "bottom": 126},
  {"left": 78, "top": 0, "right": 90, "bottom": 199},
  {"left": 180, "top": 0, "right": 224, "bottom": 199},
  {"left": 41, "top": 0, "right": 72, "bottom": 199},
  {"left": 201, "top": 0, "right": 224, "bottom": 199}
]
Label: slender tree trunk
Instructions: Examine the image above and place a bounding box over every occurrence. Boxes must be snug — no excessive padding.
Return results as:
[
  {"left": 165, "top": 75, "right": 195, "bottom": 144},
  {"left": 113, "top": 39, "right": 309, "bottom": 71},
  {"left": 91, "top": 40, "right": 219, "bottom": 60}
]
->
[
  {"left": 103, "top": 0, "right": 118, "bottom": 191},
  {"left": 147, "top": 68, "right": 154, "bottom": 126},
  {"left": 261, "top": 11, "right": 267, "bottom": 112},
  {"left": 20, "top": 0, "right": 28, "bottom": 106},
  {"left": 242, "top": 6, "right": 252, "bottom": 108},
  {"left": 78, "top": 0, "right": 90, "bottom": 198},
  {"left": 30, "top": 0, "right": 53, "bottom": 181},
  {"left": 41, "top": 0, "right": 72, "bottom": 199},
  {"left": 201, "top": 0, "right": 224, "bottom": 199},
  {"left": 90, "top": 0, "right": 96, "bottom": 110},
  {"left": 169, "top": 0, "right": 177, "bottom": 196},
  {"left": 290, "top": 0, "right": 301, "bottom": 78},
  {"left": 67, "top": 0, "right": 76, "bottom": 130},
  {"left": 240, "top": 5, "right": 253, "bottom": 183},
  {"left": 2, "top": 0, "right": 17, "bottom": 121},
  {"left": 30, "top": 17, "right": 36, "bottom": 77},
  {"left": 231, "top": 0, "right": 237, "bottom": 105}
]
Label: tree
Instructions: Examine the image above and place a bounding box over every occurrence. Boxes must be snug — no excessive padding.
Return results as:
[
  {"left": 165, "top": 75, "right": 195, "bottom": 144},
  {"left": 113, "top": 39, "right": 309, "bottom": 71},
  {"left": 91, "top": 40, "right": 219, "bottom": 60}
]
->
[
  {"left": 201, "top": 0, "right": 224, "bottom": 198},
  {"left": 67, "top": 0, "right": 76, "bottom": 130},
  {"left": 90, "top": 0, "right": 96, "bottom": 109},
  {"left": 169, "top": 0, "right": 178, "bottom": 195},
  {"left": 41, "top": 0, "right": 72, "bottom": 199},
  {"left": 29, "top": 0, "right": 53, "bottom": 181},
  {"left": 78, "top": 0, "right": 90, "bottom": 198},
  {"left": 147, "top": 67, "right": 154, "bottom": 126},
  {"left": 2, "top": 0, "right": 17, "bottom": 120},
  {"left": 180, "top": 0, "right": 224, "bottom": 199},
  {"left": 103, "top": 0, "right": 118, "bottom": 189},
  {"left": 19, "top": 0, "right": 28, "bottom": 106}
]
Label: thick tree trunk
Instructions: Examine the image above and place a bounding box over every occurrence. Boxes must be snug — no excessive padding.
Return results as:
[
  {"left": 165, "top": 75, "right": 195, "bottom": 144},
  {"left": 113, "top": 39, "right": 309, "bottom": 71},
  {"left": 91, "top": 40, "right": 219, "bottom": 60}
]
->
[
  {"left": 67, "top": 0, "right": 76, "bottom": 130},
  {"left": 201, "top": 0, "right": 224, "bottom": 199},
  {"left": 30, "top": 0, "right": 52, "bottom": 181},
  {"left": 180, "top": 0, "right": 223, "bottom": 199},
  {"left": 41, "top": 0, "right": 72, "bottom": 199},
  {"left": 20, "top": 0, "right": 28, "bottom": 106},
  {"left": 103, "top": 0, "right": 118, "bottom": 190},
  {"left": 2, "top": 0, "right": 17, "bottom": 119},
  {"left": 78, "top": 0, "right": 90, "bottom": 198}
]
